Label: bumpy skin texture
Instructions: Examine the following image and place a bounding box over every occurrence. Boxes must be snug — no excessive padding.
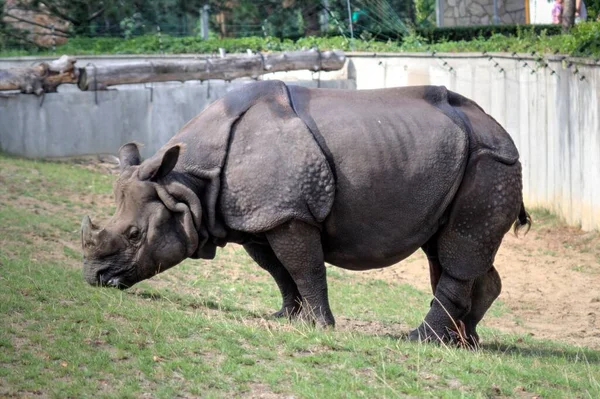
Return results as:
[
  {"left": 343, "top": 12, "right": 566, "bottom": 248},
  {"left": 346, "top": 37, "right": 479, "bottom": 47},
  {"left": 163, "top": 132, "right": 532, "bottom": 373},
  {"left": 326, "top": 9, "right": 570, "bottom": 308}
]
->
[{"left": 82, "top": 80, "right": 527, "bottom": 345}]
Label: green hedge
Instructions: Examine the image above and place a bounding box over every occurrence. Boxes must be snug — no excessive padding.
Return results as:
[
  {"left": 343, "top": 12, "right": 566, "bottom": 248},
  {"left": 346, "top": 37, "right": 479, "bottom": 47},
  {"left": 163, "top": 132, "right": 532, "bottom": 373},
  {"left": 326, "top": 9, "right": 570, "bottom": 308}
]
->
[
  {"left": 360, "top": 24, "right": 562, "bottom": 43},
  {"left": 415, "top": 24, "right": 562, "bottom": 43},
  {"left": 2, "top": 22, "right": 599, "bottom": 58}
]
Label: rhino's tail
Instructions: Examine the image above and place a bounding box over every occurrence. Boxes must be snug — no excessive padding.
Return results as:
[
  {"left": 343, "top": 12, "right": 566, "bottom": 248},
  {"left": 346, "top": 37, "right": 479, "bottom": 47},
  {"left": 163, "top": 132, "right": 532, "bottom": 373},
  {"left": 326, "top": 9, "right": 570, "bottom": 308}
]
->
[{"left": 513, "top": 201, "right": 532, "bottom": 236}]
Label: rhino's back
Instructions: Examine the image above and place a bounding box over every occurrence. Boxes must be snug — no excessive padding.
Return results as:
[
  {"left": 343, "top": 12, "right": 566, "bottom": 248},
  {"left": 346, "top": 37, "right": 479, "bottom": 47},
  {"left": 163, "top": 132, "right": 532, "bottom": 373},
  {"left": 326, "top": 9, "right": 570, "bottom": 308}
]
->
[{"left": 289, "top": 85, "right": 472, "bottom": 269}]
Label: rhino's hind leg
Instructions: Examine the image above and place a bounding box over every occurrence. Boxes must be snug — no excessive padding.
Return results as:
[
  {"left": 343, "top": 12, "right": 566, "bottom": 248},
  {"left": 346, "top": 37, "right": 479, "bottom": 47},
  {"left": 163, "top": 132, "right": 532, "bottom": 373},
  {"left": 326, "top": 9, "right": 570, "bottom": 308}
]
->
[
  {"left": 411, "top": 156, "right": 522, "bottom": 344},
  {"left": 243, "top": 242, "right": 303, "bottom": 319},
  {"left": 409, "top": 273, "right": 474, "bottom": 343},
  {"left": 462, "top": 266, "right": 502, "bottom": 346},
  {"left": 422, "top": 242, "right": 501, "bottom": 346},
  {"left": 266, "top": 220, "right": 335, "bottom": 328}
]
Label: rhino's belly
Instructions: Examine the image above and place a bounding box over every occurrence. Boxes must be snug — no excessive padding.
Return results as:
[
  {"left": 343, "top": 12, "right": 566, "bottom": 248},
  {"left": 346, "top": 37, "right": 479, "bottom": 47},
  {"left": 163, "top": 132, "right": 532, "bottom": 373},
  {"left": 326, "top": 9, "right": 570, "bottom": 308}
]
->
[
  {"left": 321, "top": 185, "right": 443, "bottom": 271},
  {"left": 320, "top": 140, "right": 467, "bottom": 271},
  {"left": 316, "top": 122, "right": 468, "bottom": 270},
  {"left": 295, "top": 90, "right": 470, "bottom": 271}
]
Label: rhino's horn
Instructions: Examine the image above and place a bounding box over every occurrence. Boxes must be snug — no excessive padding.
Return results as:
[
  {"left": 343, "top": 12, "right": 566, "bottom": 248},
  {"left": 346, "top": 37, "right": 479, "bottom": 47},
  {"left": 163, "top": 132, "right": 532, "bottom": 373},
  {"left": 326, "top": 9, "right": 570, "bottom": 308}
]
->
[{"left": 81, "top": 215, "right": 100, "bottom": 250}]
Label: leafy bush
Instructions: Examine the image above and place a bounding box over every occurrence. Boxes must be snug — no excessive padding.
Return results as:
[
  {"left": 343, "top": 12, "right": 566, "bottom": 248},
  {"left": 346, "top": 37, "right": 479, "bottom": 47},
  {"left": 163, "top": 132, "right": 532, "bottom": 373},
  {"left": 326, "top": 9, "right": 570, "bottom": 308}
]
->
[
  {"left": 415, "top": 24, "right": 562, "bottom": 43},
  {"left": 2, "top": 22, "right": 600, "bottom": 58},
  {"left": 571, "top": 22, "right": 600, "bottom": 56}
]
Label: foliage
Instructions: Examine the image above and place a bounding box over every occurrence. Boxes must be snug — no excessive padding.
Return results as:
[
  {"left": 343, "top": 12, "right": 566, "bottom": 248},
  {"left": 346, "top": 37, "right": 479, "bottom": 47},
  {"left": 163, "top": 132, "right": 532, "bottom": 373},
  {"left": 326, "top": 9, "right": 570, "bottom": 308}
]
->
[
  {"left": 414, "top": 0, "right": 436, "bottom": 28},
  {"left": 416, "top": 24, "right": 562, "bottom": 43},
  {"left": 3, "top": 21, "right": 600, "bottom": 58},
  {"left": 398, "top": 22, "right": 600, "bottom": 56},
  {"left": 588, "top": 0, "right": 600, "bottom": 20},
  {"left": 3, "top": 0, "right": 598, "bottom": 54},
  {"left": 571, "top": 20, "right": 600, "bottom": 55},
  {"left": 1, "top": 153, "right": 600, "bottom": 397}
]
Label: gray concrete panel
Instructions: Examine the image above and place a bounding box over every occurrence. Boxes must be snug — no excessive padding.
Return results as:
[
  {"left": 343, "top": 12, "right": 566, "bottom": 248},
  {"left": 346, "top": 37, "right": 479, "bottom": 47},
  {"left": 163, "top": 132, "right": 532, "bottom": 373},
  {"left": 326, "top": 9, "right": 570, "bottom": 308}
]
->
[{"left": 1, "top": 52, "right": 598, "bottom": 229}]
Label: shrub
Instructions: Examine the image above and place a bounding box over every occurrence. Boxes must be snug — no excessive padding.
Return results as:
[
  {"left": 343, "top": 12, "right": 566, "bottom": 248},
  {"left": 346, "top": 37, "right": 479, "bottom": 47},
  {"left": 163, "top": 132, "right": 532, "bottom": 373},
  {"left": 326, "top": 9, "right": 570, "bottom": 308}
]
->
[
  {"left": 2, "top": 22, "right": 600, "bottom": 58},
  {"left": 415, "top": 24, "right": 562, "bottom": 43}
]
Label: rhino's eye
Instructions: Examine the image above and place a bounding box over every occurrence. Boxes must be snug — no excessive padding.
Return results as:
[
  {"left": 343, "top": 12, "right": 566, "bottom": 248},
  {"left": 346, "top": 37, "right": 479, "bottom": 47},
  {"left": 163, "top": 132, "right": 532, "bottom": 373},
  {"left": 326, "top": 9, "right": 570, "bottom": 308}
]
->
[{"left": 127, "top": 227, "right": 141, "bottom": 241}]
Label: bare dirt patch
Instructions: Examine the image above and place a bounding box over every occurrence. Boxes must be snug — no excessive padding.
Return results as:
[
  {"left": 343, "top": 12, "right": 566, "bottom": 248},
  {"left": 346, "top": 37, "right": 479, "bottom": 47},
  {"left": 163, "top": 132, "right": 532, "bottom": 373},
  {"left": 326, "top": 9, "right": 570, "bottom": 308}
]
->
[{"left": 358, "top": 228, "right": 600, "bottom": 349}]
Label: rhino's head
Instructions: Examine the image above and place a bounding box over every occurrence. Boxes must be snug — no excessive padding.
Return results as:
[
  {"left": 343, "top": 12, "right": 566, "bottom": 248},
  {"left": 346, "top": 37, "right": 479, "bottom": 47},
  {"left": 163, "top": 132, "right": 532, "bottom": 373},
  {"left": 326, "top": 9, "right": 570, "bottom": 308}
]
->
[{"left": 82, "top": 143, "right": 202, "bottom": 289}]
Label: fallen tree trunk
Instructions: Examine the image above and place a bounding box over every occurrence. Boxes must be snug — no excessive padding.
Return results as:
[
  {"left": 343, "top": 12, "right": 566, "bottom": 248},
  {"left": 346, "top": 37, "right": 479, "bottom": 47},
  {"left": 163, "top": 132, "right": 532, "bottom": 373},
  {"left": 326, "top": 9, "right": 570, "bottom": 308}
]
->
[
  {"left": 78, "top": 49, "right": 346, "bottom": 91},
  {"left": 0, "top": 55, "right": 78, "bottom": 95}
]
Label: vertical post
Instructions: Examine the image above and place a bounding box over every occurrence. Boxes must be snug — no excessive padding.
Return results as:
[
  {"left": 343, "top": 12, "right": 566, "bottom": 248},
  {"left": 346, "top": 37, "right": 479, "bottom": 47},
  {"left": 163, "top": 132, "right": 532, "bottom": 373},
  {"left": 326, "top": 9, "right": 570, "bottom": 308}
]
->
[
  {"left": 321, "top": 0, "right": 329, "bottom": 33},
  {"left": 436, "top": 0, "right": 444, "bottom": 27},
  {"left": 201, "top": 4, "right": 210, "bottom": 40},
  {"left": 51, "top": 24, "right": 56, "bottom": 53},
  {"left": 493, "top": 0, "right": 500, "bottom": 24},
  {"left": 157, "top": 26, "right": 163, "bottom": 54},
  {"left": 346, "top": 0, "right": 354, "bottom": 40}
]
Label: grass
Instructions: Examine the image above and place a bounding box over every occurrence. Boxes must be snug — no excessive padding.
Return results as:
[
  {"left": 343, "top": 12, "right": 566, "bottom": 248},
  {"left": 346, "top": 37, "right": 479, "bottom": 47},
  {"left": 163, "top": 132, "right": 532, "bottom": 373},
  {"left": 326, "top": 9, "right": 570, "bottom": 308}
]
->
[{"left": 1, "top": 152, "right": 600, "bottom": 398}]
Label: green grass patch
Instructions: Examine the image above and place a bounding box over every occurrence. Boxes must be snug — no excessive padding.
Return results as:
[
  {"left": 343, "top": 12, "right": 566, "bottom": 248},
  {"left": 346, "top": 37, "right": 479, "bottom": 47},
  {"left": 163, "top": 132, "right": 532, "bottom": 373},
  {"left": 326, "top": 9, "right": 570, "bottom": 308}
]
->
[{"left": 1, "top": 152, "right": 599, "bottom": 397}]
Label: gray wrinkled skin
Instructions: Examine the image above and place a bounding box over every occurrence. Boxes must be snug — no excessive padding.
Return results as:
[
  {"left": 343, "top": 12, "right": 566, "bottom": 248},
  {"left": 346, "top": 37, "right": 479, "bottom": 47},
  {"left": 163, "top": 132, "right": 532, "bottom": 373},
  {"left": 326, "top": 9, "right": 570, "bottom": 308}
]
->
[{"left": 82, "top": 80, "right": 530, "bottom": 346}]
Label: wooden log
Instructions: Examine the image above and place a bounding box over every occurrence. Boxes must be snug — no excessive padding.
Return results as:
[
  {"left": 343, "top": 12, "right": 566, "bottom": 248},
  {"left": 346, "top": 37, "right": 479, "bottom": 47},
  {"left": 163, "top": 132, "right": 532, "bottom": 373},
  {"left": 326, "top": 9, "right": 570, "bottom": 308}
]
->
[
  {"left": 0, "top": 55, "right": 78, "bottom": 95},
  {"left": 78, "top": 49, "right": 345, "bottom": 91}
]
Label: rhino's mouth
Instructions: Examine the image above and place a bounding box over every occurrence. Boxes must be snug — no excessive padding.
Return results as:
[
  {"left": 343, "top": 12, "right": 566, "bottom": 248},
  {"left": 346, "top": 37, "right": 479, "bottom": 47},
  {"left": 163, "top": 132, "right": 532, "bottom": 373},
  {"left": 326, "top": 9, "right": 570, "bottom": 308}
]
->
[
  {"left": 86, "top": 260, "right": 138, "bottom": 290},
  {"left": 98, "top": 271, "right": 130, "bottom": 289}
]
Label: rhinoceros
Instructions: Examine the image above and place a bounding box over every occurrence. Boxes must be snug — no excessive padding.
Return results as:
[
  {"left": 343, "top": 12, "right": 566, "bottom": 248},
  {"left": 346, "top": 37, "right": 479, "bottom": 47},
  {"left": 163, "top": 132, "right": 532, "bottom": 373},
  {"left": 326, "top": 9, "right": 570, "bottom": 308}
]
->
[{"left": 81, "top": 80, "right": 530, "bottom": 344}]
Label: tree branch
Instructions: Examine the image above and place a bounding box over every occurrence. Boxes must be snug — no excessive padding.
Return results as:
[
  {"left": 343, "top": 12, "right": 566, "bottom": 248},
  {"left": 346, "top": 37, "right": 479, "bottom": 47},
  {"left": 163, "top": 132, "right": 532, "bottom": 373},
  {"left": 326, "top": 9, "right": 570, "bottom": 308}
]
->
[
  {"left": 1, "top": 29, "right": 46, "bottom": 49},
  {"left": 86, "top": 7, "right": 105, "bottom": 22},
  {"left": 4, "top": 13, "right": 71, "bottom": 36},
  {"left": 36, "top": 0, "right": 79, "bottom": 24}
]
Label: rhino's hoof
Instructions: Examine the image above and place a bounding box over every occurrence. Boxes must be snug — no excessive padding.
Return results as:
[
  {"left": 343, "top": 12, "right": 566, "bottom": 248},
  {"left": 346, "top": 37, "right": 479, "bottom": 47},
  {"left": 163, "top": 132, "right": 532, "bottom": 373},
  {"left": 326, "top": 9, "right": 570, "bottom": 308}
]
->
[
  {"left": 408, "top": 327, "right": 433, "bottom": 343},
  {"left": 408, "top": 323, "right": 448, "bottom": 344},
  {"left": 463, "top": 330, "right": 480, "bottom": 349},
  {"left": 271, "top": 306, "right": 301, "bottom": 319}
]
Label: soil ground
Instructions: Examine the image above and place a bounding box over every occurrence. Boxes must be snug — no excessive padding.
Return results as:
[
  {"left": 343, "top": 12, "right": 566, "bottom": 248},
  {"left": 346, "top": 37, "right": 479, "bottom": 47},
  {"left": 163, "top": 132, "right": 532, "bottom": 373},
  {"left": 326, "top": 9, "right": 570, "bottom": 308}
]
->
[{"left": 358, "top": 218, "right": 600, "bottom": 349}]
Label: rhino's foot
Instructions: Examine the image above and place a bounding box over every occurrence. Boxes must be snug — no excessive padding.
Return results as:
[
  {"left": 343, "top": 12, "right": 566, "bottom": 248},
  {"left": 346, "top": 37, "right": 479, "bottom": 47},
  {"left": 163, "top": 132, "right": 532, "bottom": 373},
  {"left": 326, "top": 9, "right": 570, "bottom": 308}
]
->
[
  {"left": 408, "top": 324, "right": 447, "bottom": 344},
  {"left": 271, "top": 304, "right": 302, "bottom": 319},
  {"left": 408, "top": 320, "right": 477, "bottom": 348},
  {"left": 463, "top": 325, "right": 481, "bottom": 348},
  {"left": 272, "top": 307, "right": 335, "bottom": 329},
  {"left": 275, "top": 301, "right": 335, "bottom": 329},
  {"left": 297, "top": 307, "right": 335, "bottom": 329}
]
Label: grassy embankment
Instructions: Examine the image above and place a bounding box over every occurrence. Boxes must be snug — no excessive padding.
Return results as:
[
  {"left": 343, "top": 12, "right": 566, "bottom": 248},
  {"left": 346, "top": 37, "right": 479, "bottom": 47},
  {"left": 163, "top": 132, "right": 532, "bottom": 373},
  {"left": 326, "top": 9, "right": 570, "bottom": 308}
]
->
[{"left": 1, "top": 153, "right": 599, "bottom": 398}]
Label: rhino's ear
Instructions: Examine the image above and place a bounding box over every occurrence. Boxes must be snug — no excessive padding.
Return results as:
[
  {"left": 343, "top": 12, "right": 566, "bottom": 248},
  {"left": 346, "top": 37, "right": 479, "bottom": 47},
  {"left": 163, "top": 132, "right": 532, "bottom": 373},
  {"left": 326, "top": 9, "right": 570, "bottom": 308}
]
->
[
  {"left": 139, "top": 145, "right": 181, "bottom": 181},
  {"left": 118, "top": 142, "right": 142, "bottom": 172}
]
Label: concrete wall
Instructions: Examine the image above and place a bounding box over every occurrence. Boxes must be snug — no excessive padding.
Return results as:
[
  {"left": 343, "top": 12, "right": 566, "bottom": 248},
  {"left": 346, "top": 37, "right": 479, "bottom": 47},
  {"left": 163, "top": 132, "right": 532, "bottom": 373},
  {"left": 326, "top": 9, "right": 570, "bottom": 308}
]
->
[
  {"left": 1, "top": 53, "right": 599, "bottom": 230},
  {"left": 0, "top": 69, "right": 353, "bottom": 159},
  {"left": 349, "top": 53, "right": 600, "bottom": 231}
]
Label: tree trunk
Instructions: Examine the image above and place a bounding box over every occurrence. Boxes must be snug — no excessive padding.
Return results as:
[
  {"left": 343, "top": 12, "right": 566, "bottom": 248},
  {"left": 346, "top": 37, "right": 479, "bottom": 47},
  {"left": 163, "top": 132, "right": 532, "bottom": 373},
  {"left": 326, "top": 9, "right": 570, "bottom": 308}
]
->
[
  {"left": 0, "top": 55, "right": 78, "bottom": 95},
  {"left": 78, "top": 50, "right": 346, "bottom": 91},
  {"left": 562, "top": 0, "right": 576, "bottom": 32},
  {"left": 0, "top": 50, "right": 346, "bottom": 94}
]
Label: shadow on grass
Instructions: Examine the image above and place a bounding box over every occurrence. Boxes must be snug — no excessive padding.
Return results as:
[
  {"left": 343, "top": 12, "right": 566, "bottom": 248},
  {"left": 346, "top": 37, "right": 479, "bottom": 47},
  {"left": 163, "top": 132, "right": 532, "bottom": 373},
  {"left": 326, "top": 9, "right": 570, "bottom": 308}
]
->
[
  {"left": 132, "top": 291, "right": 165, "bottom": 301},
  {"left": 480, "top": 341, "right": 600, "bottom": 363},
  {"left": 127, "top": 289, "right": 266, "bottom": 319}
]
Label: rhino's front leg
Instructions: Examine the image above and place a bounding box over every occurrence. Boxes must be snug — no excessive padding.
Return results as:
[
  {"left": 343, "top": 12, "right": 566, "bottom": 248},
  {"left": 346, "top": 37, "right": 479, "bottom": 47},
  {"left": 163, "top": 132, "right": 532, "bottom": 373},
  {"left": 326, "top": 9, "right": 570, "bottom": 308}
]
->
[
  {"left": 266, "top": 220, "right": 335, "bottom": 328},
  {"left": 243, "top": 242, "right": 303, "bottom": 318}
]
